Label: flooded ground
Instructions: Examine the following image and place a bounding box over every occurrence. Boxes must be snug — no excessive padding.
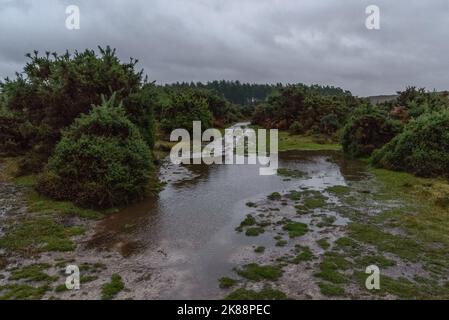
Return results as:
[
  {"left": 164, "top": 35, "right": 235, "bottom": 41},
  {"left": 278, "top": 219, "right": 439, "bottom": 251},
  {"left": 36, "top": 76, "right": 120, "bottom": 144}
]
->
[
  {"left": 87, "top": 148, "right": 378, "bottom": 299},
  {"left": 1, "top": 126, "right": 448, "bottom": 300}
]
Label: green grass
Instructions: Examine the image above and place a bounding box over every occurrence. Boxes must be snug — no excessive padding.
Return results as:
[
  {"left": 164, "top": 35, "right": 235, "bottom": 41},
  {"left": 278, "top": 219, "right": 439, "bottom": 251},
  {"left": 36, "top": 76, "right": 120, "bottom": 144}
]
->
[
  {"left": 235, "top": 263, "right": 283, "bottom": 281},
  {"left": 325, "top": 185, "right": 350, "bottom": 196},
  {"left": 245, "top": 227, "right": 265, "bottom": 237},
  {"left": 26, "top": 190, "right": 103, "bottom": 220},
  {"left": 275, "top": 239, "right": 288, "bottom": 247},
  {"left": 318, "top": 282, "right": 345, "bottom": 297},
  {"left": 218, "top": 277, "right": 238, "bottom": 289},
  {"left": 80, "top": 275, "right": 99, "bottom": 283},
  {"left": 317, "top": 216, "right": 336, "bottom": 228},
  {"left": 355, "top": 255, "right": 396, "bottom": 268},
  {"left": 254, "top": 246, "right": 265, "bottom": 253},
  {"left": 0, "top": 217, "right": 78, "bottom": 253},
  {"left": 314, "top": 252, "right": 351, "bottom": 284},
  {"left": 0, "top": 284, "right": 49, "bottom": 300},
  {"left": 303, "top": 197, "right": 327, "bottom": 209},
  {"left": 287, "top": 191, "right": 302, "bottom": 201},
  {"left": 292, "top": 246, "right": 314, "bottom": 263},
  {"left": 54, "top": 284, "right": 68, "bottom": 293},
  {"left": 278, "top": 132, "right": 341, "bottom": 152},
  {"left": 316, "top": 238, "right": 330, "bottom": 250},
  {"left": 348, "top": 223, "right": 422, "bottom": 262},
  {"left": 277, "top": 168, "right": 307, "bottom": 179},
  {"left": 225, "top": 286, "right": 287, "bottom": 300},
  {"left": 282, "top": 222, "right": 308, "bottom": 238},
  {"left": 245, "top": 202, "right": 257, "bottom": 208},
  {"left": 267, "top": 192, "right": 282, "bottom": 201},
  {"left": 9, "top": 263, "right": 55, "bottom": 282},
  {"left": 101, "top": 274, "right": 124, "bottom": 300},
  {"left": 251, "top": 127, "right": 340, "bottom": 152}
]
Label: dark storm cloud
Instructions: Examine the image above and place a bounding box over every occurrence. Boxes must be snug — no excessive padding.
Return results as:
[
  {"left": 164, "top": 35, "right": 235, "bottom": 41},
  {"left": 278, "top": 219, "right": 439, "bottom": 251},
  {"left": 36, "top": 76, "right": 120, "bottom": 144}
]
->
[{"left": 0, "top": 0, "right": 448, "bottom": 96}]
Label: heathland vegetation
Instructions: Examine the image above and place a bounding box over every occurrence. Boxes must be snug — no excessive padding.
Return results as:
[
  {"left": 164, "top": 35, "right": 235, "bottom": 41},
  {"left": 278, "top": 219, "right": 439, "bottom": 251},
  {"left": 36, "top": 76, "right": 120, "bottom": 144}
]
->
[
  {"left": 1, "top": 47, "right": 449, "bottom": 300},
  {"left": 1, "top": 47, "right": 448, "bottom": 208}
]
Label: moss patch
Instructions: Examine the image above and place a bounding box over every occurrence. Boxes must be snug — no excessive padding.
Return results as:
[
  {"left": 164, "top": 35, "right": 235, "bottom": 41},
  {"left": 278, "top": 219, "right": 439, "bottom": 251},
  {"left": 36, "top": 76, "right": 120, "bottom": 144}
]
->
[
  {"left": 267, "top": 192, "right": 282, "bottom": 201},
  {"left": 245, "top": 227, "right": 265, "bottom": 237},
  {"left": 10, "top": 263, "right": 56, "bottom": 282},
  {"left": 277, "top": 168, "right": 307, "bottom": 179},
  {"left": 318, "top": 282, "right": 345, "bottom": 297},
  {"left": 282, "top": 222, "right": 308, "bottom": 238},
  {"left": 0, "top": 217, "right": 78, "bottom": 253},
  {"left": 235, "top": 263, "right": 283, "bottom": 281},
  {"left": 218, "top": 277, "right": 238, "bottom": 289},
  {"left": 225, "top": 286, "right": 287, "bottom": 300},
  {"left": 0, "top": 284, "right": 49, "bottom": 300},
  {"left": 254, "top": 246, "right": 265, "bottom": 253},
  {"left": 101, "top": 274, "right": 124, "bottom": 300}
]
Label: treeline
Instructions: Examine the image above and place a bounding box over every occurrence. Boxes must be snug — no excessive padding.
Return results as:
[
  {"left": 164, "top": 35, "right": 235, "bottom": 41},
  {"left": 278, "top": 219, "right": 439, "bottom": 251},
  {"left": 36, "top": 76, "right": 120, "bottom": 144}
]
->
[{"left": 164, "top": 81, "right": 280, "bottom": 105}]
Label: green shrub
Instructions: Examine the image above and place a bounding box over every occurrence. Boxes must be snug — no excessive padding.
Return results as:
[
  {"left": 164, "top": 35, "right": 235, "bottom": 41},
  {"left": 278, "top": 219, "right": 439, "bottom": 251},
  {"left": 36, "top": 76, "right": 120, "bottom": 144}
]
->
[
  {"left": 101, "top": 274, "right": 124, "bottom": 300},
  {"left": 0, "top": 108, "right": 34, "bottom": 156},
  {"left": 320, "top": 113, "right": 340, "bottom": 135},
  {"left": 252, "top": 84, "right": 359, "bottom": 131},
  {"left": 0, "top": 47, "right": 155, "bottom": 172},
  {"left": 160, "top": 89, "right": 213, "bottom": 133},
  {"left": 372, "top": 110, "right": 449, "bottom": 178},
  {"left": 342, "top": 107, "right": 403, "bottom": 157},
  {"left": 37, "top": 96, "right": 152, "bottom": 209},
  {"left": 289, "top": 121, "right": 304, "bottom": 135}
]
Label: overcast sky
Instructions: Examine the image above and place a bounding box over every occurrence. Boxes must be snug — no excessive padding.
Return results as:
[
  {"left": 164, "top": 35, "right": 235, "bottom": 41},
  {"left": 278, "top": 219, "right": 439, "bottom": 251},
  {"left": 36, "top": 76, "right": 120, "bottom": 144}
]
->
[{"left": 0, "top": 0, "right": 448, "bottom": 96}]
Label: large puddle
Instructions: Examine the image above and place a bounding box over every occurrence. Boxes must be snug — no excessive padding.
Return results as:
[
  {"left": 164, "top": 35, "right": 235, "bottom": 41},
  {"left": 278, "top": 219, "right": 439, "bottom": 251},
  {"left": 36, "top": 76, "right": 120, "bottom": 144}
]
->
[{"left": 88, "top": 126, "right": 371, "bottom": 299}]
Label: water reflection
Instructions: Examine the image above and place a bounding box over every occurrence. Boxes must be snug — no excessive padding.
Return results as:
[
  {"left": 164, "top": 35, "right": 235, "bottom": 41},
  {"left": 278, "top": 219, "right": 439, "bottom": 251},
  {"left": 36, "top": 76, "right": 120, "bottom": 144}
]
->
[{"left": 88, "top": 149, "right": 370, "bottom": 298}]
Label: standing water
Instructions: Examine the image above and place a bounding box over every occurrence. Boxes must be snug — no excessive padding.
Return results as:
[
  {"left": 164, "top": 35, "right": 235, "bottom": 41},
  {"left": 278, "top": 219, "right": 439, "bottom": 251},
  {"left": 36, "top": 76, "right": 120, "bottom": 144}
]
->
[{"left": 88, "top": 123, "right": 369, "bottom": 299}]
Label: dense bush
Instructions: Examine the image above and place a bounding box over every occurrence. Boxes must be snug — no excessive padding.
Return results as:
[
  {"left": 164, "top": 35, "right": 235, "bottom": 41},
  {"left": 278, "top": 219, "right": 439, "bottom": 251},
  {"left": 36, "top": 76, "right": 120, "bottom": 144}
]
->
[
  {"left": 289, "top": 121, "right": 304, "bottom": 135},
  {"left": 160, "top": 89, "right": 213, "bottom": 133},
  {"left": 342, "top": 107, "right": 403, "bottom": 157},
  {"left": 371, "top": 110, "right": 449, "bottom": 178},
  {"left": 320, "top": 113, "right": 340, "bottom": 135},
  {"left": 0, "top": 47, "right": 155, "bottom": 172},
  {"left": 252, "top": 84, "right": 359, "bottom": 133},
  {"left": 381, "top": 87, "right": 449, "bottom": 121},
  {"left": 0, "top": 107, "right": 34, "bottom": 156},
  {"left": 37, "top": 96, "right": 152, "bottom": 209}
]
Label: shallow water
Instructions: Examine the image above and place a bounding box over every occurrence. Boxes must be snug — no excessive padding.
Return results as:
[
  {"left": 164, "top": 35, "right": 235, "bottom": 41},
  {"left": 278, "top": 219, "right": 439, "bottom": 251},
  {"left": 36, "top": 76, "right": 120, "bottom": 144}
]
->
[{"left": 89, "top": 141, "right": 372, "bottom": 299}]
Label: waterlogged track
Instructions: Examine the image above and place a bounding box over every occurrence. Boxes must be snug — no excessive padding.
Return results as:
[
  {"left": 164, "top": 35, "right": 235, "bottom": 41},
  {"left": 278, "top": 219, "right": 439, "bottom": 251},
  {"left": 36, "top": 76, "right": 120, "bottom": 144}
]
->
[
  {"left": 2, "top": 122, "right": 448, "bottom": 299},
  {"left": 88, "top": 149, "right": 376, "bottom": 299}
]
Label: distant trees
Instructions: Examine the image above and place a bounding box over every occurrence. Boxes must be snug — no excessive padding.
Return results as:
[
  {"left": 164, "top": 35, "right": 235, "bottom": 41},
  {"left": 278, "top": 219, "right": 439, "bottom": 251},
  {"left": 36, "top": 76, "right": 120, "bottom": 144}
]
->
[{"left": 164, "top": 81, "right": 281, "bottom": 105}]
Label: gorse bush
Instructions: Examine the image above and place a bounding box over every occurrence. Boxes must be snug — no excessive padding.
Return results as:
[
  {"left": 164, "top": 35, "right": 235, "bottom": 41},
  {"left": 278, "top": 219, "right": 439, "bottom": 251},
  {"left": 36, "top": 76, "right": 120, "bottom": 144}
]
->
[
  {"left": 342, "top": 106, "right": 403, "bottom": 158},
  {"left": 0, "top": 107, "right": 34, "bottom": 156},
  {"left": 252, "top": 84, "right": 359, "bottom": 133},
  {"left": 160, "top": 89, "right": 213, "bottom": 133},
  {"left": 371, "top": 110, "right": 449, "bottom": 178},
  {"left": 37, "top": 96, "right": 152, "bottom": 209},
  {"left": 289, "top": 121, "right": 304, "bottom": 135},
  {"left": 0, "top": 47, "right": 155, "bottom": 173}
]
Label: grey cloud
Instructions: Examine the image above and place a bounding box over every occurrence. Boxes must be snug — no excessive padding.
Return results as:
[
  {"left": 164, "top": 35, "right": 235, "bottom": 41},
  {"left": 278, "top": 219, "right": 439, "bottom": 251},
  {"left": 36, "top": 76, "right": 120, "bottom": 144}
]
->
[{"left": 0, "top": 0, "right": 448, "bottom": 96}]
